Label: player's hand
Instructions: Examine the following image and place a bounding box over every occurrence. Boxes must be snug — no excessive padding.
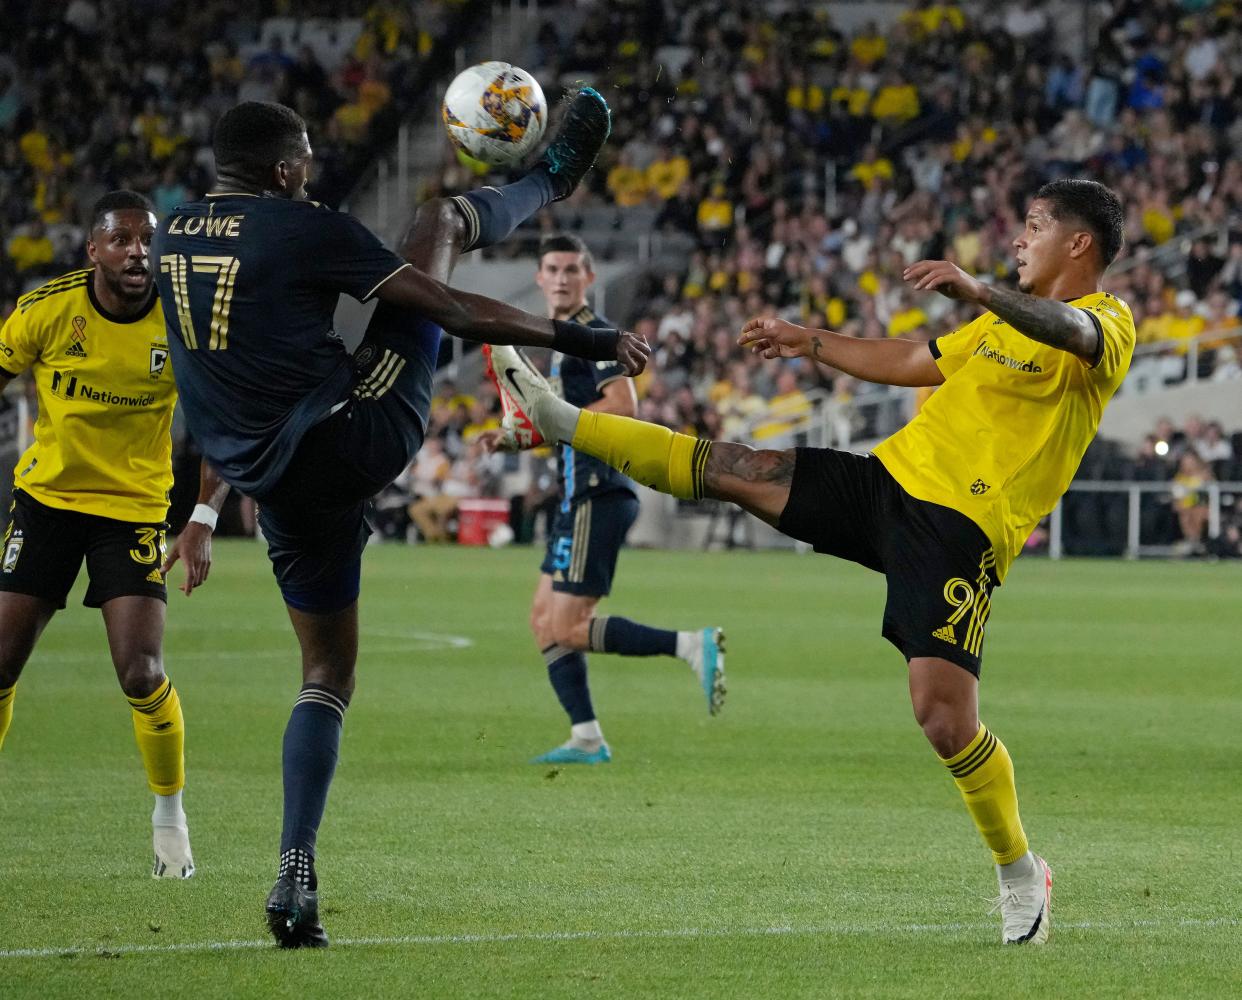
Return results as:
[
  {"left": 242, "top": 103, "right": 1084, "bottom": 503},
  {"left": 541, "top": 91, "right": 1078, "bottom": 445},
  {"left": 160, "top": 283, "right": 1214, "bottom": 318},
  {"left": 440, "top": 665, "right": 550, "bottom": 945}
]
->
[
  {"left": 161, "top": 521, "right": 214, "bottom": 596},
  {"left": 903, "top": 260, "right": 987, "bottom": 303},
  {"left": 477, "top": 427, "right": 521, "bottom": 453},
  {"left": 738, "top": 317, "right": 815, "bottom": 360},
  {"left": 616, "top": 329, "right": 650, "bottom": 376}
]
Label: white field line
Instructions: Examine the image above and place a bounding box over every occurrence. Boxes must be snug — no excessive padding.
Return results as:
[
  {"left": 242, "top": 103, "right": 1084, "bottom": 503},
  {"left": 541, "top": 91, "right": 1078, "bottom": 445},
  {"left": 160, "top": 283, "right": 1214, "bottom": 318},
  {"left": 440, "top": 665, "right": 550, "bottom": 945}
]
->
[{"left": 1, "top": 916, "right": 1237, "bottom": 961}]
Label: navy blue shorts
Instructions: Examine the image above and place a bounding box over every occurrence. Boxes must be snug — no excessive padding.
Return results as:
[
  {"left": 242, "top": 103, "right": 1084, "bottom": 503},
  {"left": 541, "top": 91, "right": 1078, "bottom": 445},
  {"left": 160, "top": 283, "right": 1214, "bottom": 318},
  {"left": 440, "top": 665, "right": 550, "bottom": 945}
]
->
[
  {"left": 777, "top": 448, "right": 999, "bottom": 677},
  {"left": 540, "top": 490, "right": 639, "bottom": 597},
  {"left": 258, "top": 306, "right": 441, "bottom": 614}
]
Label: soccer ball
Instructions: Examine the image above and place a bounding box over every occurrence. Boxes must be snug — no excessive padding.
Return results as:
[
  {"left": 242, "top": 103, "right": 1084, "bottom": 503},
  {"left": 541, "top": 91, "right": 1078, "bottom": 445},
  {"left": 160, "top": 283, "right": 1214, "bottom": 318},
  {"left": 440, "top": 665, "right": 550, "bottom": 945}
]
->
[{"left": 441, "top": 62, "right": 547, "bottom": 168}]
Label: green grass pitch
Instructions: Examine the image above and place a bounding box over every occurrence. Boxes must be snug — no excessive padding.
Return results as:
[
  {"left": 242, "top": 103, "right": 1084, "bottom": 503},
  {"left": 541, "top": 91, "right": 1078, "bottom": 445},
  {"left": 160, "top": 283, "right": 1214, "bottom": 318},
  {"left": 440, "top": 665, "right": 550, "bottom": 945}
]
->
[{"left": 1, "top": 541, "right": 1238, "bottom": 998}]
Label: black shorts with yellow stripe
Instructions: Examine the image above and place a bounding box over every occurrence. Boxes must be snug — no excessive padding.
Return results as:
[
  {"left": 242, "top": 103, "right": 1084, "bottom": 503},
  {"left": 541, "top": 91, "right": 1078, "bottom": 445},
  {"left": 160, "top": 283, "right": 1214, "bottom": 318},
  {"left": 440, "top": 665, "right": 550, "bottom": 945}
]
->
[
  {"left": 540, "top": 489, "right": 639, "bottom": 597},
  {"left": 0, "top": 490, "right": 168, "bottom": 609},
  {"left": 777, "top": 449, "right": 999, "bottom": 677}
]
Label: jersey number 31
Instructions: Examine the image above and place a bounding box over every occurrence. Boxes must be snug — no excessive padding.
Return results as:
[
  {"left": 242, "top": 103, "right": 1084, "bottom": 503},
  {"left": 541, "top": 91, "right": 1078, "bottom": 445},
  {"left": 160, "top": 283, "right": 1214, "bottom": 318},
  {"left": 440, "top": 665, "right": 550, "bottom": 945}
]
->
[{"left": 159, "top": 254, "right": 240, "bottom": 351}]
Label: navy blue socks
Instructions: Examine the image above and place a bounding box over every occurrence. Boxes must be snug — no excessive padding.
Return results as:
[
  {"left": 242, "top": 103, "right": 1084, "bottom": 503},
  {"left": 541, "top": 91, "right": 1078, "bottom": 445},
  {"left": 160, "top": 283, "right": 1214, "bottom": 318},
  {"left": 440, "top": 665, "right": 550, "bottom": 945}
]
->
[
  {"left": 279, "top": 683, "right": 349, "bottom": 889},
  {"left": 542, "top": 645, "right": 596, "bottom": 724},
  {"left": 588, "top": 616, "right": 678, "bottom": 657},
  {"left": 450, "top": 170, "right": 555, "bottom": 252}
]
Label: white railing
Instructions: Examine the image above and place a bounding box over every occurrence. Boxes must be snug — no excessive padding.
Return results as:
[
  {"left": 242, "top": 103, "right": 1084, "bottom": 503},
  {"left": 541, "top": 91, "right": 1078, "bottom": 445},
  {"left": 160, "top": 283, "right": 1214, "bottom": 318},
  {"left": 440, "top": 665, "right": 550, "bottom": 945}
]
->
[
  {"left": 1123, "top": 327, "right": 1242, "bottom": 393},
  {"left": 1048, "top": 479, "right": 1241, "bottom": 559}
]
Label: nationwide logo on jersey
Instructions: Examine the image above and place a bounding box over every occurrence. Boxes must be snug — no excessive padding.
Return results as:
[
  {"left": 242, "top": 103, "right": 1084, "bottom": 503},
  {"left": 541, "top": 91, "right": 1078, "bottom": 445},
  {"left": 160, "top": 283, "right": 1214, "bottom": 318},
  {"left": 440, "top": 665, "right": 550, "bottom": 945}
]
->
[
  {"left": 66, "top": 315, "right": 88, "bottom": 358},
  {"left": 149, "top": 345, "right": 169, "bottom": 380}
]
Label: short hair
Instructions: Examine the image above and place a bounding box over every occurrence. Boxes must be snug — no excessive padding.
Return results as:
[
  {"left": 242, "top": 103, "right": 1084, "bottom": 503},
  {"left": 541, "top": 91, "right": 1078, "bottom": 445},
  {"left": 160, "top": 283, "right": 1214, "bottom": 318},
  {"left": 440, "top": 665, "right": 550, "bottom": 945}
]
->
[
  {"left": 538, "top": 233, "right": 594, "bottom": 271},
  {"left": 91, "top": 190, "right": 156, "bottom": 231},
  {"left": 212, "top": 101, "right": 309, "bottom": 182},
  {"left": 1035, "top": 179, "right": 1125, "bottom": 268}
]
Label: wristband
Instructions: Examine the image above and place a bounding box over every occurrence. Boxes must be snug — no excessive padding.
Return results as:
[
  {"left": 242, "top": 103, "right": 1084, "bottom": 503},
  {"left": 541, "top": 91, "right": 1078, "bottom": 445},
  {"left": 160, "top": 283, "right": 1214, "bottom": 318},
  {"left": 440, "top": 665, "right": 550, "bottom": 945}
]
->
[
  {"left": 189, "top": 503, "right": 219, "bottom": 531},
  {"left": 551, "top": 320, "right": 619, "bottom": 361}
]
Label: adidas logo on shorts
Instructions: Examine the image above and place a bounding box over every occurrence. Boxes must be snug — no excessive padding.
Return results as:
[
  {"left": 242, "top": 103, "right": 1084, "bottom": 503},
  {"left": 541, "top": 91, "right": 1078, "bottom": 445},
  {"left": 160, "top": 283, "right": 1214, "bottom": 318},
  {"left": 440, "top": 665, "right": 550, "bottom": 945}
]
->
[{"left": 932, "top": 624, "right": 957, "bottom": 645}]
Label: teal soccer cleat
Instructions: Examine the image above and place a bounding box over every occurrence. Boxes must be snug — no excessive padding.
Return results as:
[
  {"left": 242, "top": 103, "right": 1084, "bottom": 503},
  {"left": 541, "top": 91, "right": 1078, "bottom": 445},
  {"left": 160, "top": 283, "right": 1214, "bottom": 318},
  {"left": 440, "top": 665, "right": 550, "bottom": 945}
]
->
[
  {"left": 537, "top": 87, "right": 611, "bottom": 201},
  {"left": 530, "top": 741, "right": 613, "bottom": 765},
  {"left": 689, "top": 627, "right": 727, "bottom": 716}
]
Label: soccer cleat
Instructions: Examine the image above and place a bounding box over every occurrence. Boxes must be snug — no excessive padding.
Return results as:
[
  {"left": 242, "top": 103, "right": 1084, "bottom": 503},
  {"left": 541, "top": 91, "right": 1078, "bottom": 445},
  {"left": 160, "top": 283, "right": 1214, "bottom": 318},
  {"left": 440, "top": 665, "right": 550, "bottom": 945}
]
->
[
  {"left": 686, "top": 627, "right": 727, "bottom": 716},
  {"left": 990, "top": 854, "right": 1052, "bottom": 945},
  {"left": 483, "top": 344, "right": 544, "bottom": 448},
  {"left": 152, "top": 824, "right": 195, "bottom": 879},
  {"left": 530, "top": 740, "right": 612, "bottom": 765},
  {"left": 537, "top": 87, "right": 611, "bottom": 201},
  {"left": 489, "top": 345, "right": 558, "bottom": 440},
  {"left": 265, "top": 874, "right": 329, "bottom": 949}
]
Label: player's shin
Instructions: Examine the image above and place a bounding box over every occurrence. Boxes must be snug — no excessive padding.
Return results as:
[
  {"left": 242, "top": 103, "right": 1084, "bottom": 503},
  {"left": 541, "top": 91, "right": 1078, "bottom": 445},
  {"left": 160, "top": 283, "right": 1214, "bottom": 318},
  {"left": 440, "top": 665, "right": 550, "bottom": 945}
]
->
[
  {"left": 279, "top": 683, "right": 349, "bottom": 890},
  {"left": 587, "top": 616, "right": 677, "bottom": 657},
  {"left": 128, "top": 677, "right": 185, "bottom": 796},
  {"left": 450, "top": 171, "right": 556, "bottom": 253},
  {"left": 0, "top": 683, "right": 14, "bottom": 750},
  {"left": 571, "top": 411, "right": 709, "bottom": 501},
  {"left": 941, "top": 724, "right": 1031, "bottom": 867}
]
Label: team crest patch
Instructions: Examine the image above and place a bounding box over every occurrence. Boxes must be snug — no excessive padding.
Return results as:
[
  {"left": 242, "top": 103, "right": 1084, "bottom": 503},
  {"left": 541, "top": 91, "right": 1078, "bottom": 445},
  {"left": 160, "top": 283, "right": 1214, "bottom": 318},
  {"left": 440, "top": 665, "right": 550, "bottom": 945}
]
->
[
  {"left": 150, "top": 346, "right": 169, "bottom": 379},
  {"left": 3, "top": 534, "right": 24, "bottom": 573},
  {"left": 970, "top": 479, "right": 990, "bottom": 495}
]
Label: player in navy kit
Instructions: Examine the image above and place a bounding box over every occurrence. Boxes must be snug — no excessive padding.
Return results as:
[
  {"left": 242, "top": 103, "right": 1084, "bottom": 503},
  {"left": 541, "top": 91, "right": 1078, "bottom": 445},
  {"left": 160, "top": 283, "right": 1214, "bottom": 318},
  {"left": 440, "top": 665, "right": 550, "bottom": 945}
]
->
[
  {"left": 151, "top": 98, "right": 647, "bottom": 947},
  {"left": 484, "top": 236, "right": 724, "bottom": 765}
]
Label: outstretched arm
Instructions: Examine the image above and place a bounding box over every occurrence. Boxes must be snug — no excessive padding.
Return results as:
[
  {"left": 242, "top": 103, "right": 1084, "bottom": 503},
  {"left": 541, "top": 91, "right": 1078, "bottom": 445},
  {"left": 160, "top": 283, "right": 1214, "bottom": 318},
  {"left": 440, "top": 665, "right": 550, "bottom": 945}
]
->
[
  {"left": 904, "top": 260, "right": 1100, "bottom": 363},
  {"left": 738, "top": 318, "right": 943, "bottom": 387},
  {"left": 373, "top": 266, "right": 650, "bottom": 375},
  {"left": 162, "top": 459, "right": 230, "bottom": 596}
]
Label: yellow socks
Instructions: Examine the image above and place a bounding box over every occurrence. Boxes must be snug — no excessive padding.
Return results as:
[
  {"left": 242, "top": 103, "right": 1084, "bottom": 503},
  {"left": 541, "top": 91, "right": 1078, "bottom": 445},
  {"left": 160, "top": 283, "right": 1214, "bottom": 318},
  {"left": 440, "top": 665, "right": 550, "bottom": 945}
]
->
[
  {"left": 128, "top": 677, "right": 186, "bottom": 795},
  {"left": 571, "top": 410, "right": 710, "bottom": 500},
  {"left": 942, "top": 724, "right": 1029, "bottom": 865},
  {"left": 0, "top": 684, "right": 13, "bottom": 751}
]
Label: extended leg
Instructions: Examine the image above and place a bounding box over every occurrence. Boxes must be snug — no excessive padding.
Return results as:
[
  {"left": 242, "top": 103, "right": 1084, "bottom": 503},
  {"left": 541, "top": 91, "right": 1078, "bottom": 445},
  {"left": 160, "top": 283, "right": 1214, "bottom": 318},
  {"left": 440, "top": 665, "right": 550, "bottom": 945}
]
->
[{"left": 0, "top": 592, "right": 57, "bottom": 751}]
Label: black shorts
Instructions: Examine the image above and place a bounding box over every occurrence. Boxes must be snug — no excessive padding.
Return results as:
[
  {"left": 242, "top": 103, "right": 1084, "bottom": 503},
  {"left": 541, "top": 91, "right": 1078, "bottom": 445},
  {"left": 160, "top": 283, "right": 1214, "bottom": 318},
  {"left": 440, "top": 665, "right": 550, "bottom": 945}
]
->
[
  {"left": 540, "top": 490, "right": 639, "bottom": 597},
  {"left": 254, "top": 304, "right": 440, "bottom": 614},
  {"left": 0, "top": 490, "right": 168, "bottom": 609},
  {"left": 777, "top": 449, "right": 999, "bottom": 677}
]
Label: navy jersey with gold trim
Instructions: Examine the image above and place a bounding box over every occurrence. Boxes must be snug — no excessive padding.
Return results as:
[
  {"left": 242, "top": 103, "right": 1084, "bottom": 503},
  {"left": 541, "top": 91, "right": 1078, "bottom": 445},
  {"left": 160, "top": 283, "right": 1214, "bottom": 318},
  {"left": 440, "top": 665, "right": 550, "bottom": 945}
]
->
[
  {"left": 151, "top": 194, "right": 408, "bottom": 497},
  {"left": 551, "top": 306, "right": 636, "bottom": 509}
]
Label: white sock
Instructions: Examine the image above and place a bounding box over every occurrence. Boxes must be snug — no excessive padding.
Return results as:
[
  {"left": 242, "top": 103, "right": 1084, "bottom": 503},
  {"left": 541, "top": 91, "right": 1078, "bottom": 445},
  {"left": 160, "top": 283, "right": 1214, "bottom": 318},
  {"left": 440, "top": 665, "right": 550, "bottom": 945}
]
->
[
  {"left": 152, "top": 789, "right": 186, "bottom": 828},
  {"left": 675, "top": 630, "right": 697, "bottom": 664},
  {"left": 997, "top": 851, "right": 1037, "bottom": 884},
  {"left": 570, "top": 720, "right": 603, "bottom": 744},
  {"left": 532, "top": 393, "right": 582, "bottom": 444}
]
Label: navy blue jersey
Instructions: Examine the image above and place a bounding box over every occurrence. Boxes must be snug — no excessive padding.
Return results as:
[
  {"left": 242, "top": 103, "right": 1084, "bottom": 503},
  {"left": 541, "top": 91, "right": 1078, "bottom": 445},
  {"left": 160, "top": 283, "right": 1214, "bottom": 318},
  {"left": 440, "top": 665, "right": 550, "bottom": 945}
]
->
[
  {"left": 552, "top": 306, "right": 636, "bottom": 510},
  {"left": 151, "top": 193, "right": 407, "bottom": 497}
]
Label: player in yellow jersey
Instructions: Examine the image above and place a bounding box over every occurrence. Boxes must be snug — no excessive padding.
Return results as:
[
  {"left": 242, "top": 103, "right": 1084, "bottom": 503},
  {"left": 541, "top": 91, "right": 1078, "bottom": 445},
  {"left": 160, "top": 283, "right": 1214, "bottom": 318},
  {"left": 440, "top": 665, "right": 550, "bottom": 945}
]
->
[
  {"left": 0, "top": 191, "right": 226, "bottom": 879},
  {"left": 492, "top": 179, "right": 1134, "bottom": 945}
]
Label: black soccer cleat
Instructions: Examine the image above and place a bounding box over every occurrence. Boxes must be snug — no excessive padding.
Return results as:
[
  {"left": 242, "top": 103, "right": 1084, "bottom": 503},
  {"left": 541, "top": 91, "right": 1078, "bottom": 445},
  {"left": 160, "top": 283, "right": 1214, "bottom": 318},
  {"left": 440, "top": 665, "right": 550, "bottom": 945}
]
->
[
  {"left": 537, "top": 87, "right": 611, "bottom": 201},
  {"left": 265, "top": 874, "right": 329, "bottom": 949}
]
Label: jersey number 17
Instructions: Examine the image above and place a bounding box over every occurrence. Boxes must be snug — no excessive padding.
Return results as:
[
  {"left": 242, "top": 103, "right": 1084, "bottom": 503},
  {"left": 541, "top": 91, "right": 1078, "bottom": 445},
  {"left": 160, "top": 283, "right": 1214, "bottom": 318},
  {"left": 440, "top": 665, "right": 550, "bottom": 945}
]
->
[{"left": 159, "top": 254, "right": 240, "bottom": 351}]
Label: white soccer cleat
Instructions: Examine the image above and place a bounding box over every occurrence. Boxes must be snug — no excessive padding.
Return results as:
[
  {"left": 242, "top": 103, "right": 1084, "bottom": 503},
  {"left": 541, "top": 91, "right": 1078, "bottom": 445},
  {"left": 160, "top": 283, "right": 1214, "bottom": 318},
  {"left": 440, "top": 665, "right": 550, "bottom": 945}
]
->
[
  {"left": 488, "top": 345, "right": 558, "bottom": 441},
  {"left": 153, "top": 824, "right": 196, "bottom": 879},
  {"left": 483, "top": 344, "right": 543, "bottom": 449},
  {"left": 990, "top": 854, "right": 1051, "bottom": 944},
  {"left": 684, "top": 627, "right": 726, "bottom": 715}
]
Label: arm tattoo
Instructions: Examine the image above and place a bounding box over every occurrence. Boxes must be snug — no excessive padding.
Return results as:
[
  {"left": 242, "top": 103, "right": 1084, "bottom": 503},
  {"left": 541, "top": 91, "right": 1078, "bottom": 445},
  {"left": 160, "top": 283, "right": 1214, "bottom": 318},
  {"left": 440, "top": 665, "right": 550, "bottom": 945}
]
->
[
  {"left": 984, "top": 285, "right": 1099, "bottom": 361},
  {"left": 811, "top": 335, "right": 823, "bottom": 361}
]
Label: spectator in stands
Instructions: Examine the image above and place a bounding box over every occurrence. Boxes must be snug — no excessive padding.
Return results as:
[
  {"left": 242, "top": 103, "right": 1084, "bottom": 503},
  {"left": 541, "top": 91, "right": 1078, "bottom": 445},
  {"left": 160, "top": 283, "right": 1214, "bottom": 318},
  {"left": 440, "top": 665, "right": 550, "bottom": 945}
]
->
[{"left": 1172, "top": 451, "right": 1214, "bottom": 553}]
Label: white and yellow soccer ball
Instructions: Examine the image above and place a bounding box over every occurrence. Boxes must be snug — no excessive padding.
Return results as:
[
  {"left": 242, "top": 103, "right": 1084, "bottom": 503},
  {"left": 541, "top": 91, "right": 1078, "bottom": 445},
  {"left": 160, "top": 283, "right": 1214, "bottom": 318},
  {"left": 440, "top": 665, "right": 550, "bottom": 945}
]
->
[{"left": 441, "top": 62, "right": 547, "bottom": 168}]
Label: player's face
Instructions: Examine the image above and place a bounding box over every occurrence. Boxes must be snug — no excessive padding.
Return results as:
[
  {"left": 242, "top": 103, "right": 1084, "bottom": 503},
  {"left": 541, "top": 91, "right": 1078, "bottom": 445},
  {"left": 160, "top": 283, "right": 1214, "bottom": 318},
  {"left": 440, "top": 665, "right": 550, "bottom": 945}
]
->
[
  {"left": 536, "top": 251, "right": 594, "bottom": 316},
  {"left": 1013, "top": 199, "right": 1071, "bottom": 295},
  {"left": 88, "top": 209, "right": 157, "bottom": 302}
]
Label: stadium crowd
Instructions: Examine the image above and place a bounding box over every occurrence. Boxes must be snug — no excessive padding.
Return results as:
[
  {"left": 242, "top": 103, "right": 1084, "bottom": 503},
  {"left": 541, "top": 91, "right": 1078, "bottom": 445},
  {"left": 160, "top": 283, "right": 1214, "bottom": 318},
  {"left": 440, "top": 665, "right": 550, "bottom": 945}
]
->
[{"left": 436, "top": 0, "right": 1242, "bottom": 444}]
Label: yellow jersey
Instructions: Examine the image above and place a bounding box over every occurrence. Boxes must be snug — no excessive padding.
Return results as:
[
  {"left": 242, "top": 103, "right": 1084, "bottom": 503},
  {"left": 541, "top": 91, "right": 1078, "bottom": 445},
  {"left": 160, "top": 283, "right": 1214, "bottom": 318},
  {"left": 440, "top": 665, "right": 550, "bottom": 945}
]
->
[
  {"left": 873, "top": 291, "right": 1135, "bottom": 580},
  {"left": 0, "top": 269, "right": 176, "bottom": 522}
]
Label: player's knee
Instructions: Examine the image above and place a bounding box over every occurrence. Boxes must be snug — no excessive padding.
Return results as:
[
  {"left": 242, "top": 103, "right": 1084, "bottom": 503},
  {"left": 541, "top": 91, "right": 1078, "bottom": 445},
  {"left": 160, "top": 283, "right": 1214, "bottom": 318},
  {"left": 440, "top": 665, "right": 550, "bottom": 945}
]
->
[
  {"left": 913, "top": 700, "right": 975, "bottom": 758},
  {"left": 547, "top": 616, "right": 590, "bottom": 650},
  {"left": 407, "top": 198, "right": 465, "bottom": 257},
  {"left": 116, "top": 654, "right": 166, "bottom": 700}
]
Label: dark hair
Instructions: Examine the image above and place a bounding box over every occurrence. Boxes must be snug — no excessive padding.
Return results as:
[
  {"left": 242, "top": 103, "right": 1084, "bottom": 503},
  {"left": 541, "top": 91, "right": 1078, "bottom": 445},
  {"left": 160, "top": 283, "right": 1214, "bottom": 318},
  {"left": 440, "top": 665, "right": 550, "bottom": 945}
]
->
[
  {"left": 1035, "top": 178, "right": 1125, "bottom": 268},
  {"left": 212, "top": 101, "right": 308, "bottom": 182},
  {"left": 538, "top": 233, "right": 594, "bottom": 271},
  {"left": 91, "top": 190, "right": 155, "bottom": 230}
]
